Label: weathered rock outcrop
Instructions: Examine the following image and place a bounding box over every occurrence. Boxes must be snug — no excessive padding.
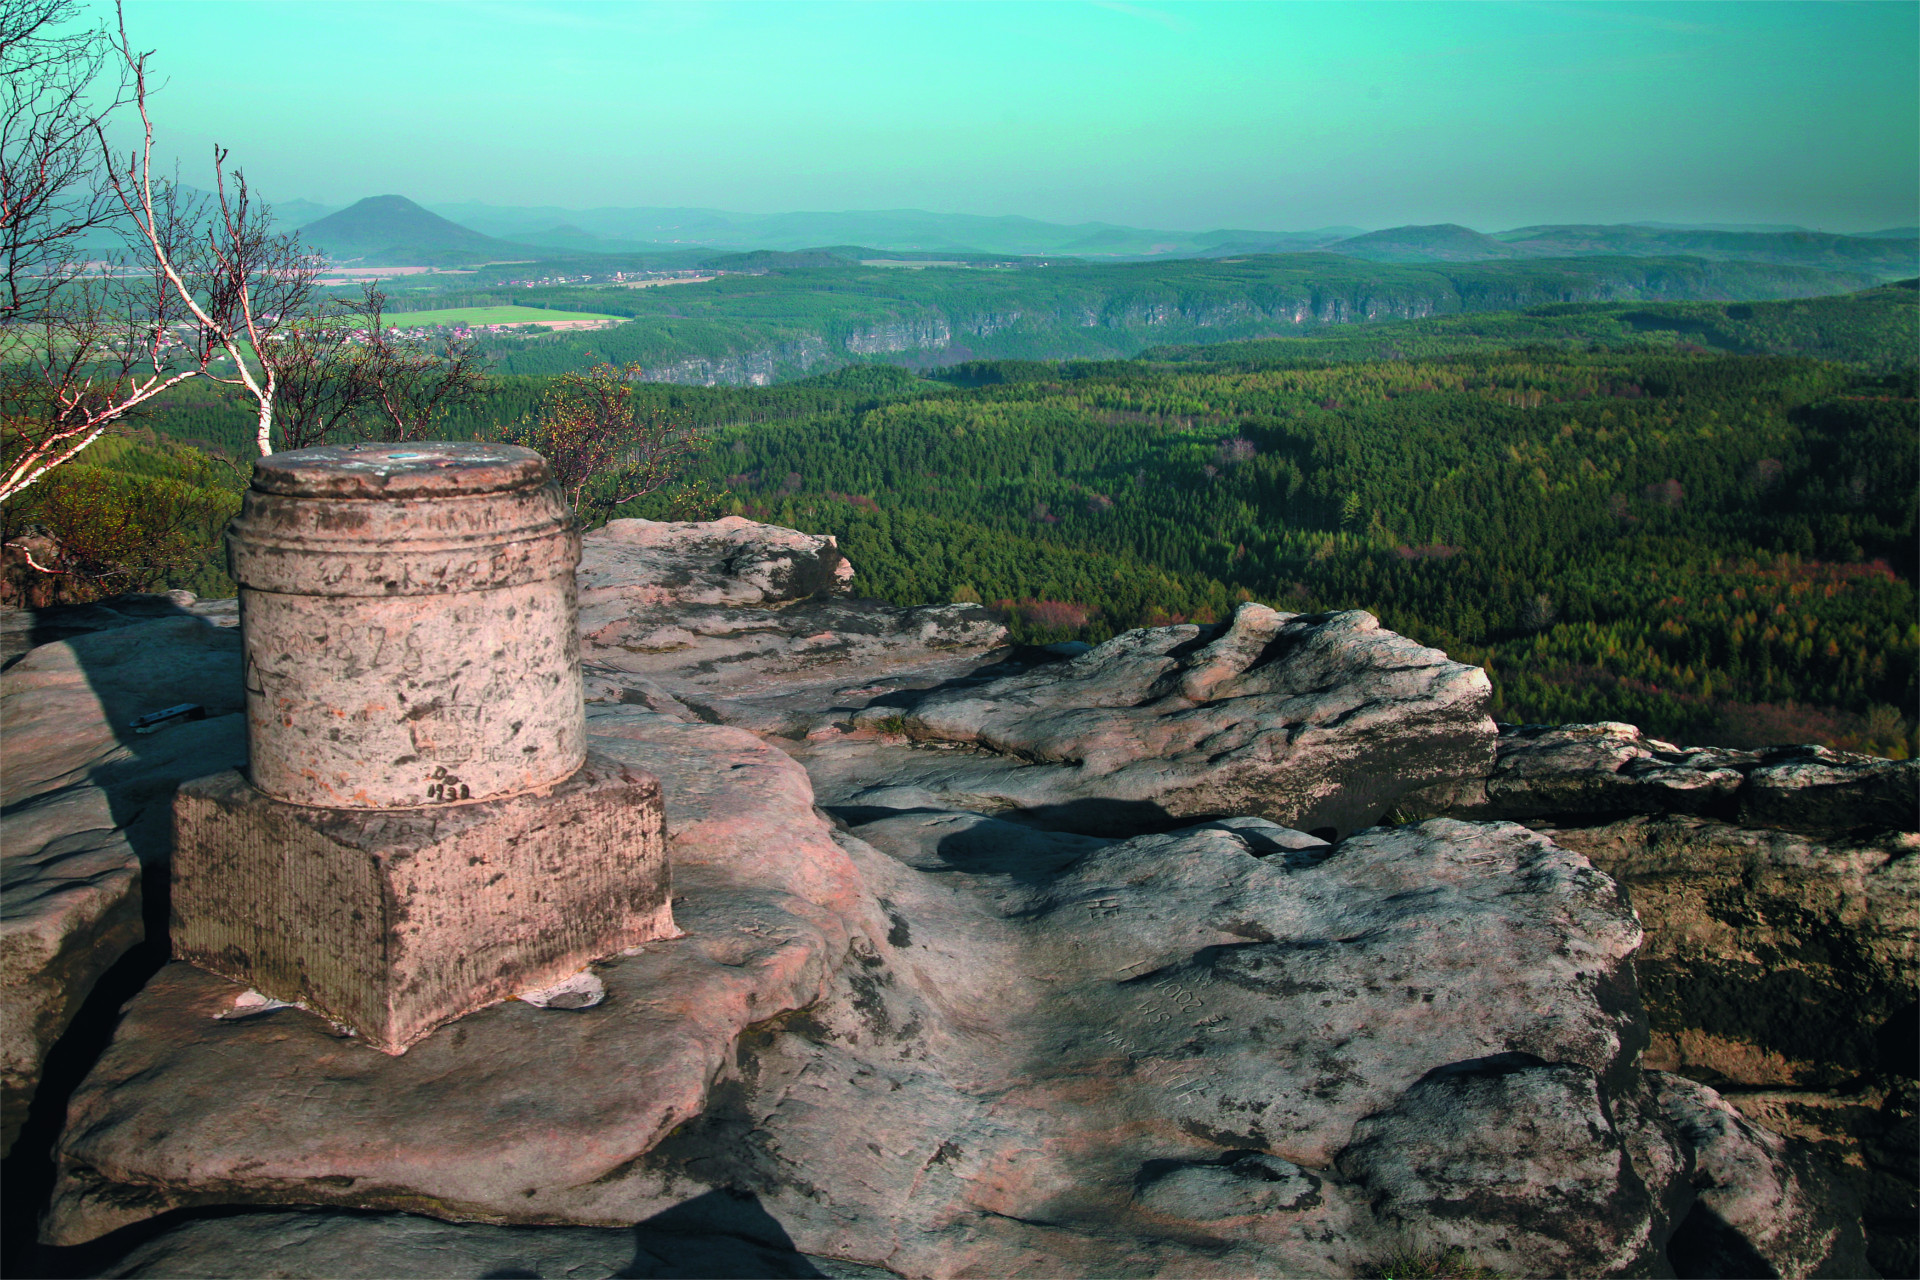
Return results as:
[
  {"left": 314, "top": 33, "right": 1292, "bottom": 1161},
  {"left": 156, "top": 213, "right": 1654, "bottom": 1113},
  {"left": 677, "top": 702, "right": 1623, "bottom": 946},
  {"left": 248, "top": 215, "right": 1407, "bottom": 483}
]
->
[
  {"left": 576, "top": 516, "right": 1008, "bottom": 733},
  {"left": 1544, "top": 813, "right": 1918, "bottom": 1278},
  {"left": 804, "top": 604, "right": 1497, "bottom": 838},
  {"left": 3, "top": 519, "right": 1895, "bottom": 1279},
  {"left": 1655, "top": 1071, "right": 1875, "bottom": 1280},
  {"left": 44, "top": 800, "right": 1681, "bottom": 1277},
  {"left": 1403, "top": 720, "right": 1918, "bottom": 835},
  {"left": 1538, "top": 815, "right": 1916, "bottom": 1090},
  {"left": 1404, "top": 719, "right": 1919, "bottom": 1277},
  {"left": 1337, "top": 1056, "right": 1679, "bottom": 1278}
]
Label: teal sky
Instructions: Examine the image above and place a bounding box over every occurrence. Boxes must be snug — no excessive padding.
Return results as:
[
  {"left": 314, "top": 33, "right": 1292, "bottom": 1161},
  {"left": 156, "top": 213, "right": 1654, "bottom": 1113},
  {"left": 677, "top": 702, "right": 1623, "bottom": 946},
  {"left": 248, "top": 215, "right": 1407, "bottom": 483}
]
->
[{"left": 115, "top": 0, "right": 1917, "bottom": 233}]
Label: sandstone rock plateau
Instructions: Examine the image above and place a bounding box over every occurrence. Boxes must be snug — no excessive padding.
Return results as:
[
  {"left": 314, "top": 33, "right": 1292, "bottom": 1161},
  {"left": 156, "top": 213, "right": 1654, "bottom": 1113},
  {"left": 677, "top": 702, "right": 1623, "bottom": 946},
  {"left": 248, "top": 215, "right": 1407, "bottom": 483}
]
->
[{"left": 2, "top": 518, "right": 1911, "bottom": 1279}]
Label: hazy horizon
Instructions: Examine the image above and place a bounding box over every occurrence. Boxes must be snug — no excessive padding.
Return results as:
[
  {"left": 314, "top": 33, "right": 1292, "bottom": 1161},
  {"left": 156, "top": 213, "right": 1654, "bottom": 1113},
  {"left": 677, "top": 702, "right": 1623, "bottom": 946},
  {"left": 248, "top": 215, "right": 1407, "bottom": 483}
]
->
[
  {"left": 109, "top": 0, "right": 1917, "bottom": 237},
  {"left": 297, "top": 195, "right": 1912, "bottom": 240}
]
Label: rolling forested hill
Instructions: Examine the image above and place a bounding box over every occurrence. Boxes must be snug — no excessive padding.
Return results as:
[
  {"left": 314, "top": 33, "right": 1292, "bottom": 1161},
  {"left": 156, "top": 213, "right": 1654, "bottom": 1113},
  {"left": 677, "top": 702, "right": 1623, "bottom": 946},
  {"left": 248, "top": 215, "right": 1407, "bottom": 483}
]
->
[
  {"left": 1322, "top": 223, "right": 1918, "bottom": 277},
  {"left": 23, "top": 283, "right": 1918, "bottom": 757},
  {"left": 1487, "top": 224, "right": 1919, "bottom": 276},
  {"left": 1143, "top": 281, "right": 1920, "bottom": 373},
  {"left": 381, "top": 253, "right": 1887, "bottom": 383},
  {"left": 398, "top": 200, "right": 1917, "bottom": 275}
]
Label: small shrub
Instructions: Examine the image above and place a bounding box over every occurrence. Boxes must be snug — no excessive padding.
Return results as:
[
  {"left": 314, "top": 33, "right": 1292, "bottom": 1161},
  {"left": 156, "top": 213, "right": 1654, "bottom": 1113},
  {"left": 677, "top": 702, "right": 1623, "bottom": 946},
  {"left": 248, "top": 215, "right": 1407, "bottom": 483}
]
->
[
  {"left": 503, "top": 362, "right": 696, "bottom": 527},
  {"left": 1, "top": 441, "right": 240, "bottom": 602},
  {"left": 1361, "top": 1245, "right": 1496, "bottom": 1279},
  {"left": 661, "top": 478, "right": 732, "bottom": 522},
  {"left": 1021, "top": 599, "right": 1091, "bottom": 631}
]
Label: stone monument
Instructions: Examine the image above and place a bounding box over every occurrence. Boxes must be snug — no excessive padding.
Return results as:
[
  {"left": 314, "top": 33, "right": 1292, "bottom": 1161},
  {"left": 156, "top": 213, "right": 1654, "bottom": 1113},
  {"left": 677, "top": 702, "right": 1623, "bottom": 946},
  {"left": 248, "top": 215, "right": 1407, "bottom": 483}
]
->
[{"left": 172, "top": 442, "right": 673, "bottom": 1054}]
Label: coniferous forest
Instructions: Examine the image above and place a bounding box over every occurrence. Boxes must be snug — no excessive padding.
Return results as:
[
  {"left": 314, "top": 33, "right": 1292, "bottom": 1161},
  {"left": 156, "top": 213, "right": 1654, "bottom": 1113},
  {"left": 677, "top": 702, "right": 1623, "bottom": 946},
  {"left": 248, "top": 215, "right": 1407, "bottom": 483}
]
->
[{"left": 13, "top": 283, "right": 1916, "bottom": 757}]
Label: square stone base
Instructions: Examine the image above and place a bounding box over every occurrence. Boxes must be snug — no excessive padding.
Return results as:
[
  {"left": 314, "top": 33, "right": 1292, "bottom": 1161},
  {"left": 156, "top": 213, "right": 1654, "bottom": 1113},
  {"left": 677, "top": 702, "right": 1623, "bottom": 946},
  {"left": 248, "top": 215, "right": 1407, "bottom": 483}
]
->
[{"left": 172, "top": 752, "right": 671, "bottom": 1054}]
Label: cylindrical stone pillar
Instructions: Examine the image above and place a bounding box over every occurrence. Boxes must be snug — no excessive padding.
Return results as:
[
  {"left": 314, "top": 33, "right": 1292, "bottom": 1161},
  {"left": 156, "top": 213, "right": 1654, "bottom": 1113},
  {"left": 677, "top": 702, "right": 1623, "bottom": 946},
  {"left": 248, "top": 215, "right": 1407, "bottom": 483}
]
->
[{"left": 228, "top": 442, "right": 585, "bottom": 808}]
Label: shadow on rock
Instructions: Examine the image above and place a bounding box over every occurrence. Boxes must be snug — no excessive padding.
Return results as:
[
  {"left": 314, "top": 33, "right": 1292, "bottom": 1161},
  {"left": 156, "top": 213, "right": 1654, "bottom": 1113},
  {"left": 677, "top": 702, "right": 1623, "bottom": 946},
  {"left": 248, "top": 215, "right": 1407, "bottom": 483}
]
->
[
  {"left": 1667, "top": 1201, "right": 1785, "bottom": 1280},
  {"left": 617, "top": 1188, "right": 831, "bottom": 1278},
  {"left": 1, "top": 592, "right": 246, "bottom": 1246},
  {"left": 28, "top": 1193, "right": 861, "bottom": 1279},
  {"left": 0, "top": 592, "right": 207, "bottom": 671}
]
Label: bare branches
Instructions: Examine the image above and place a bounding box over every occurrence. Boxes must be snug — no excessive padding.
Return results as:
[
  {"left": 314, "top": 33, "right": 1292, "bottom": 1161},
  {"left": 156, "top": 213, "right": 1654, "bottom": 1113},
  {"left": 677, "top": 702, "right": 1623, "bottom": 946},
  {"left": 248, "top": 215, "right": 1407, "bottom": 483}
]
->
[
  {"left": 0, "top": 188, "right": 214, "bottom": 502},
  {"left": 0, "top": 0, "right": 287, "bottom": 501},
  {"left": 1, "top": 0, "right": 129, "bottom": 324},
  {"left": 0, "top": 0, "right": 164, "bottom": 502},
  {"left": 503, "top": 362, "right": 694, "bottom": 525},
  {"left": 263, "top": 302, "right": 363, "bottom": 453},
  {"left": 265, "top": 284, "right": 488, "bottom": 451},
  {"left": 343, "top": 285, "right": 487, "bottom": 442}
]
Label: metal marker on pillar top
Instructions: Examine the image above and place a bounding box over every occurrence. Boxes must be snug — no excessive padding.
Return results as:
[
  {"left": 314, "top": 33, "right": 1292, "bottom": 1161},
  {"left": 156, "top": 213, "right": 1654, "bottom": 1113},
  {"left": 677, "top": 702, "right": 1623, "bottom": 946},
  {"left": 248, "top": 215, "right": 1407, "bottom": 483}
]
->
[{"left": 228, "top": 441, "right": 586, "bottom": 808}]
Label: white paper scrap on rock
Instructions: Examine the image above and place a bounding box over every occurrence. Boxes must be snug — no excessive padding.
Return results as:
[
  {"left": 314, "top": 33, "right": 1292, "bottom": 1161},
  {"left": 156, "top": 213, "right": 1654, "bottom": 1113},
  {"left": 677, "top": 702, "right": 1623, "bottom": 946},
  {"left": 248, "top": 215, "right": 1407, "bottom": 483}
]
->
[{"left": 518, "top": 970, "right": 606, "bottom": 1010}]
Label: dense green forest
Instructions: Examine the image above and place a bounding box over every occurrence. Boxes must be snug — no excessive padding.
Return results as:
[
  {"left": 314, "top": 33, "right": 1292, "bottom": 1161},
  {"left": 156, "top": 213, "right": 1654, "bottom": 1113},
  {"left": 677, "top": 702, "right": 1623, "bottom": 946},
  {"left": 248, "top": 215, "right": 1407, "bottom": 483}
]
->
[
  {"left": 17, "top": 283, "right": 1917, "bottom": 757},
  {"left": 684, "top": 349, "right": 1916, "bottom": 755}
]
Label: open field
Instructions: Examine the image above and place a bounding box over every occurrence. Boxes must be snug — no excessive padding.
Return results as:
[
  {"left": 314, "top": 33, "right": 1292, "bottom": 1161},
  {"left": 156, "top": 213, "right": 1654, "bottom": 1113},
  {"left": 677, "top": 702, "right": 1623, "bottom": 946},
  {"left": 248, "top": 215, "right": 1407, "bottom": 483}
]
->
[
  {"left": 378, "top": 305, "right": 625, "bottom": 329},
  {"left": 615, "top": 274, "right": 718, "bottom": 288},
  {"left": 317, "top": 266, "right": 471, "bottom": 279}
]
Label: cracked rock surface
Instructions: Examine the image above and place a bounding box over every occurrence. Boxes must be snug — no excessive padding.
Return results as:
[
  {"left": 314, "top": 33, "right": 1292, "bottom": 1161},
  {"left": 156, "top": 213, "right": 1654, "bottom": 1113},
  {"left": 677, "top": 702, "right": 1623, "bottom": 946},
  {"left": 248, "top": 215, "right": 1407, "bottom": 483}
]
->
[
  {"left": 1402, "top": 717, "right": 1917, "bottom": 1277},
  {"left": 803, "top": 604, "right": 1498, "bottom": 839}
]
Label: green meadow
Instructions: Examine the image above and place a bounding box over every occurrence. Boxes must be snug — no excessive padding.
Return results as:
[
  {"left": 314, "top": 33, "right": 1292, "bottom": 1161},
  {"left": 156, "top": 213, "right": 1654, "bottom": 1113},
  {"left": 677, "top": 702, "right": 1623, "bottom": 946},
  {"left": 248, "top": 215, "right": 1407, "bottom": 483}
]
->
[{"left": 372, "top": 305, "right": 625, "bottom": 329}]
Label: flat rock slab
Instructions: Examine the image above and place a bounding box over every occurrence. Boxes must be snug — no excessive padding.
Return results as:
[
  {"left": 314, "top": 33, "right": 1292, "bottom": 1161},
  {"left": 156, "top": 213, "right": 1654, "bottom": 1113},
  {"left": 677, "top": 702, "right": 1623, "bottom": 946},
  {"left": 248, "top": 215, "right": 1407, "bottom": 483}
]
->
[
  {"left": 0, "top": 591, "right": 233, "bottom": 670},
  {"left": 98, "top": 1208, "right": 896, "bottom": 1279},
  {"left": 0, "top": 614, "right": 245, "bottom": 807},
  {"left": 45, "top": 708, "right": 878, "bottom": 1247},
  {"left": 1, "top": 616, "right": 248, "bottom": 1154}
]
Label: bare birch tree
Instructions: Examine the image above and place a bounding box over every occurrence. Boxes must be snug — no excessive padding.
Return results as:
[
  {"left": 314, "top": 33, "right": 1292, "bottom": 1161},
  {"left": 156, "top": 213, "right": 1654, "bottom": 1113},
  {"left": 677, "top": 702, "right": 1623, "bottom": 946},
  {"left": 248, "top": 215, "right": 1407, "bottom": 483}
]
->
[{"left": 97, "top": 3, "right": 319, "bottom": 463}]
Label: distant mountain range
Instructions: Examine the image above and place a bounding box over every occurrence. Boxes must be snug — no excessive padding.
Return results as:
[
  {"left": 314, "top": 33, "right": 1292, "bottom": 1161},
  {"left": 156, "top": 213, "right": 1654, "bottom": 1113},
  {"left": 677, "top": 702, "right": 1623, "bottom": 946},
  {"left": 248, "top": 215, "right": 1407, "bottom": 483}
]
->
[
  {"left": 430, "top": 202, "right": 1367, "bottom": 259},
  {"left": 282, "top": 196, "right": 1919, "bottom": 281},
  {"left": 281, "top": 196, "right": 1365, "bottom": 262},
  {"left": 1315, "top": 222, "right": 1918, "bottom": 277}
]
